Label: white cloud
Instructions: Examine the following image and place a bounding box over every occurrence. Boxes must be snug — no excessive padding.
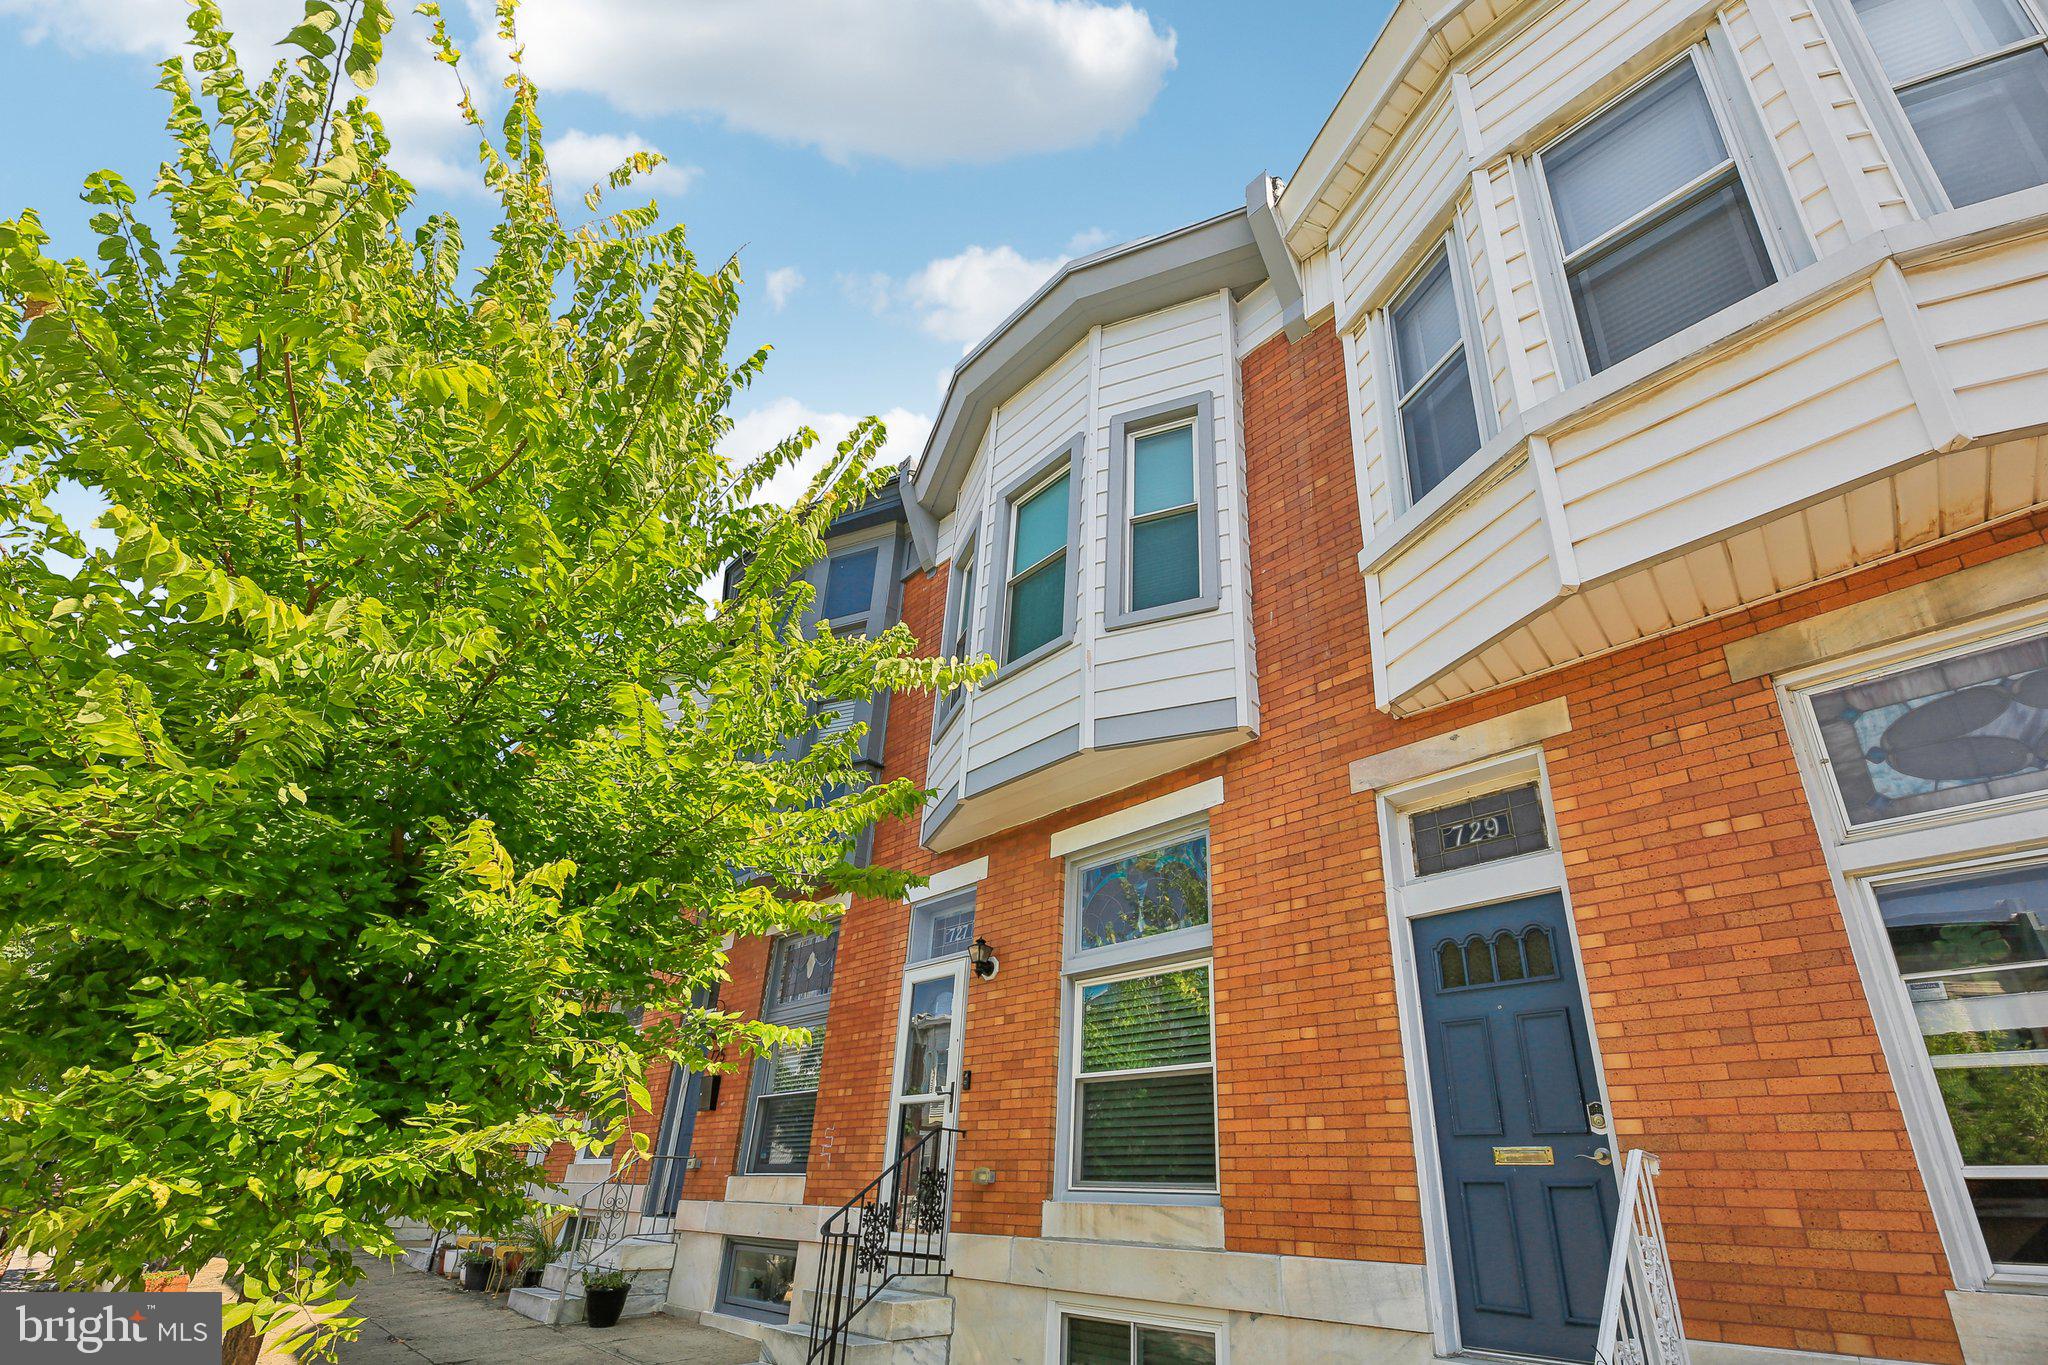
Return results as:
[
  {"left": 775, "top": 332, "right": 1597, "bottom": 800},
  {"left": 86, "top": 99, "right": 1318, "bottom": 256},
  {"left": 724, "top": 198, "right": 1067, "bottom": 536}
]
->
[
  {"left": 512, "top": 0, "right": 1176, "bottom": 165},
  {"left": 721, "top": 398, "right": 932, "bottom": 510},
  {"left": 549, "top": 129, "right": 699, "bottom": 197},
  {"left": 764, "top": 267, "right": 805, "bottom": 312},
  {"left": 901, "top": 244, "right": 1066, "bottom": 348}
]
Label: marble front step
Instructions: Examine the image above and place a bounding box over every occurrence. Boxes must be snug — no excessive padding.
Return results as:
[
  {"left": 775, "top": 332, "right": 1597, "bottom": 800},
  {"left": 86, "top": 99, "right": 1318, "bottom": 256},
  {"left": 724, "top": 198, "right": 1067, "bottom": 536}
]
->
[
  {"left": 792, "top": 1284, "right": 953, "bottom": 1341},
  {"left": 758, "top": 1320, "right": 948, "bottom": 1365}
]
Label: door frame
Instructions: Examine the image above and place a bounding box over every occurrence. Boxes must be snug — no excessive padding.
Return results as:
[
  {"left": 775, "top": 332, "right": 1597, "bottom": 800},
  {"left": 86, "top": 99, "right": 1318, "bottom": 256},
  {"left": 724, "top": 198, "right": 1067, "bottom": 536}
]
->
[
  {"left": 1373, "top": 745, "right": 1618, "bottom": 1360},
  {"left": 883, "top": 953, "right": 971, "bottom": 1162}
]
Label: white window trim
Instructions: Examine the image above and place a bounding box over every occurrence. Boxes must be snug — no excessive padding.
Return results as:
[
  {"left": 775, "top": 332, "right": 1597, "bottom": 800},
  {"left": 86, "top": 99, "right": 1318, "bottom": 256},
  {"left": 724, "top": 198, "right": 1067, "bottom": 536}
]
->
[
  {"left": 1816, "top": 0, "right": 2048, "bottom": 218},
  {"left": 1778, "top": 599, "right": 2048, "bottom": 1292},
  {"left": 1043, "top": 1294, "right": 1229, "bottom": 1365},
  {"left": 1378, "top": 230, "right": 1497, "bottom": 513},
  {"left": 1053, "top": 817, "right": 1220, "bottom": 1205},
  {"left": 1372, "top": 746, "right": 1617, "bottom": 1357},
  {"left": 1527, "top": 41, "right": 1806, "bottom": 384}
]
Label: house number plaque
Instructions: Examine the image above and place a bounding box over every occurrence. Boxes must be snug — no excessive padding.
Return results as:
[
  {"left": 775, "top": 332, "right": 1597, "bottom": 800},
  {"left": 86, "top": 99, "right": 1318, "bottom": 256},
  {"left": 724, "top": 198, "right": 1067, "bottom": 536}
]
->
[{"left": 1492, "top": 1146, "right": 1554, "bottom": 1166}]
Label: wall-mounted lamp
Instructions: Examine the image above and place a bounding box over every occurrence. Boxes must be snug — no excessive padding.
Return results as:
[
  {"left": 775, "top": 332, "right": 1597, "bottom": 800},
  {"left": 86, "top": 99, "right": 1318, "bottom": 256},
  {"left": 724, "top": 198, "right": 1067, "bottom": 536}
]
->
[{"left": 968, "top": 936, "right": 999, "bottom": 980}]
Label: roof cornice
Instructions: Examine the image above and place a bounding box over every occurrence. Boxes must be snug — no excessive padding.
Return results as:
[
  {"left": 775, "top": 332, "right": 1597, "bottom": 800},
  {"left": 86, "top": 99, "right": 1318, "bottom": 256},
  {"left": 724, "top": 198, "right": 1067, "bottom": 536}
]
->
[{"left": 908, "top": 209, "right": 1266, "bottom": 527}]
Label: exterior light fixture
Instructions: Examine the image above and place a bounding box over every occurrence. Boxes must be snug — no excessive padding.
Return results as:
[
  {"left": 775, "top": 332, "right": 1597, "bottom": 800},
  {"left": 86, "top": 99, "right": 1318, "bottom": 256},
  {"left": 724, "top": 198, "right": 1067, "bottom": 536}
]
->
[{"left": 968, "top": 936, "right": 999, "bottom": 980}]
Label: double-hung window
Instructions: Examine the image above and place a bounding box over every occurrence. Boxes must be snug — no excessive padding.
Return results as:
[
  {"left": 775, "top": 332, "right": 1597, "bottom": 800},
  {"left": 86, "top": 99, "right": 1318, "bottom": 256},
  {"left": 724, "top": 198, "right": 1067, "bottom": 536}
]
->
[
  {"left": 993, "top": 443, "right": 1080, "bottom": 669},
  {"left": 1789, "top": 619, "right": 2048, "bottom": 1282},
  {"left": 1538, "top": 56, "right": 1779, "bottom": 374},
  {"left": 1106, "top": 396, "right": 1217, "bottom": 627},
  {"left": 1062, "top": 825, "right": 1217, "bottom": 1196},
  {"left": 1850, "top": 0, "right": 2048, "bottom": 208},
  {"left": 1388, "top": 243, "right": 1488, "bottom": 503},
  {"left": 744, "top": 930, "right": 837, "bottom": 1174}
]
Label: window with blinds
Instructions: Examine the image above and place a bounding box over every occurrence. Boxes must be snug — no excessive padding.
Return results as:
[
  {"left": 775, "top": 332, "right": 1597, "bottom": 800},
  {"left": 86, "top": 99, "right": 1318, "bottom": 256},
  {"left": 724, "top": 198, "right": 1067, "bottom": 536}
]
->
[
  {"left": 1851, "top": 0, "right": 2048, "bottom": 208},
  {"left": 1073, "top": 964, "right": 1217, "bottom": 1189},
  {"left": 745, "top": 931, "right": 836, "bottom": 1173},
  {"left": 1389, "top": 244, "right": 1486, "bottom": 503},
  {"left": 1539, "top": 56, "right": 1777, "bottom": 373},
  {"left": 1061, "top": 1313, "right": 1218, "bottom": 1364}
]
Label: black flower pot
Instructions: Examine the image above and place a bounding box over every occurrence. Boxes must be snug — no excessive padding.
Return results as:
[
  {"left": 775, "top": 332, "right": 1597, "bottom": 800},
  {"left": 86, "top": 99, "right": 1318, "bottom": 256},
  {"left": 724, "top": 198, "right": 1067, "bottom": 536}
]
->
[
  {"left": 584, "top": 1284, "right": 628, "bottom": 1328},
  {"left": 461, "top": 1261, "right": 491, "bottom": 1292}
]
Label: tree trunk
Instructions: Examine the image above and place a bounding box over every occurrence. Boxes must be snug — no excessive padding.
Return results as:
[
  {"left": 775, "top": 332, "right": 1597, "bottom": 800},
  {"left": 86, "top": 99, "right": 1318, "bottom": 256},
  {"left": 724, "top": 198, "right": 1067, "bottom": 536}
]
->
[{"left": 222, "top": 1319, "right": 264, "bottom": 1365}]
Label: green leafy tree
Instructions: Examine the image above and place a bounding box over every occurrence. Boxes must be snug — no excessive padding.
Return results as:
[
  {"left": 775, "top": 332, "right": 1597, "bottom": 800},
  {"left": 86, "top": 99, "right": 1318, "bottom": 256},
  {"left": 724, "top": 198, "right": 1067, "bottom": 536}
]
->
[{"left": 0, "top": 2, "right": 981, "bottom": 1355}]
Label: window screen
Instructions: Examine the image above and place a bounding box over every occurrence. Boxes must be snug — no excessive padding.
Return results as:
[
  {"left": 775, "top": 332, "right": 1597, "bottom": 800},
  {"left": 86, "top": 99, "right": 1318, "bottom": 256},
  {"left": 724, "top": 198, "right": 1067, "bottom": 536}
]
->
[
  {"left": 1542, "top": 60, "right": 1776, "bottom": 372},
  {"left": 1063, "top": 1314, "right": 1219, "bottom": 1364},
  {"left": 1854, "top": 0, "right": 2048, "bottom": 207},
  {"left": 1127, "top": 422, "right": 1202, "bottom": 611},
  {"left": 1410, "top": 782, "right": 1550, "bottom": 876}
]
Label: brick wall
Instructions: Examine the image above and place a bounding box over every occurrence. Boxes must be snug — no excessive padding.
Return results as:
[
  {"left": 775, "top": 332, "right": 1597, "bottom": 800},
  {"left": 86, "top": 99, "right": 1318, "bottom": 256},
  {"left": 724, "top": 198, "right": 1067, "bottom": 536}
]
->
[{"left": 753, "top": 319, "right": 2048, "bottom": 1361}]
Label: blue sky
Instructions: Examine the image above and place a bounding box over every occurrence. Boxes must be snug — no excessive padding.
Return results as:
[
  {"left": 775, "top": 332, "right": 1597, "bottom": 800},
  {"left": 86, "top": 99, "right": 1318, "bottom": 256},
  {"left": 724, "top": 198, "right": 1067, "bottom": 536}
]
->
[{"left": 2, "top": 0, "right": 1392, "bottom": 509}]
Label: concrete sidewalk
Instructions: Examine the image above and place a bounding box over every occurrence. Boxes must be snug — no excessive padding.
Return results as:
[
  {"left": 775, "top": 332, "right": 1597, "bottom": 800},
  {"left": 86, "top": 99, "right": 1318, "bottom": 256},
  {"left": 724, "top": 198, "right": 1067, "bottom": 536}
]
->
[{"left": 332, "top": 1255, "right": 758, "bottom": 1364}]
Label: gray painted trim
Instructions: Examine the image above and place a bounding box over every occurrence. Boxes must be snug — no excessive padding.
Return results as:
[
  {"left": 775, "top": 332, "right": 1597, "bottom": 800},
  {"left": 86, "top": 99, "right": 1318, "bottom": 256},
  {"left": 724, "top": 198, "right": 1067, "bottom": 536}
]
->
[
  {"left": 1095, "top": 698, "right": 1240, "bottom": 750},
  {"left": 1105, "top": 394, "right": 1222, "bottom": 632},
  {"left": 899, "top": 457, "right": 941, "bottom": 571},
  {"left": 985, "top": 434, "right": 1085, "bottom": 680},
  {"left": 912, "top": 210, "right": 1267, "bottom": 519},
  {"left": 1245, "top": 173, "right": 1310, "bottom": 342},
  {"left": 1725, "top": 542, "right": 2048, "bottom": 682},
  {"left": 964, "top": 723, "right": 1084, "bottom": 799},
  {"left": 930, "top": 528, "right": 979, "bottom": 742},
  {"left": 1347, "top": 697, "right": 1572, "bottom": 792},
  {"left": 714, "top": 1236, "right": 799, "bottom": 1323},
  {"left": 920, "top": 784, "right": 961, "bottom": 848}
]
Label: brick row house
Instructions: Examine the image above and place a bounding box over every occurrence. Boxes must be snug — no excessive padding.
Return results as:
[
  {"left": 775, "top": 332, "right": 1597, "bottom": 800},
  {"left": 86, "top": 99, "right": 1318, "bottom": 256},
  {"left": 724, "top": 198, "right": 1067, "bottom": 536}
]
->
[{"left": 538, "top": 0, "right": 2048, "bottom": 1359}]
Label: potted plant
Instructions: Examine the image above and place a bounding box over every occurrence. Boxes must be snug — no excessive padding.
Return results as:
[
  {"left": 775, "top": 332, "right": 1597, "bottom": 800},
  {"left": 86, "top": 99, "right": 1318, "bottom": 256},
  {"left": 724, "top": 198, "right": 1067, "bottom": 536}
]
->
[
  {"left": 459, "top": 1247, "right": 495, "bottom": 1292},
  {"left": 582, "top": 1268, "right": 630, "bottom": 1328},
  {"left": 517, "top": 1210, "right": 559, "bottom": 1288}
]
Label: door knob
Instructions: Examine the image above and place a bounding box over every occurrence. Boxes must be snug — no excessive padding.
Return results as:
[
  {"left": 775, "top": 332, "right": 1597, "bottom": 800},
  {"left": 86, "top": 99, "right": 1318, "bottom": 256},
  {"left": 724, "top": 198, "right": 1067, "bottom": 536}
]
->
[{"left": 1579, "top": 1147, "right": 1613, "bottom": 1166}]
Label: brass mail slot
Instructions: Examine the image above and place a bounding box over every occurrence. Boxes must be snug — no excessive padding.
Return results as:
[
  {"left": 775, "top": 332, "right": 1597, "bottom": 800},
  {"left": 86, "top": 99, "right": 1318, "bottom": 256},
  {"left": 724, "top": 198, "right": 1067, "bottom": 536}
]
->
[{"left": 1493, "top": 1146, "right": 1554, "bottom": 1166}]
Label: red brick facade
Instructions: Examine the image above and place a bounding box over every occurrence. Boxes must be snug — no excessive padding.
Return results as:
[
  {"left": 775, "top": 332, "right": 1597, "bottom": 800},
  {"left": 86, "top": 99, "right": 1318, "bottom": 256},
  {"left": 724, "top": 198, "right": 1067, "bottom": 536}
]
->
[{"left": 611, "top": 318, "right": 2048, "bottom": 1361}]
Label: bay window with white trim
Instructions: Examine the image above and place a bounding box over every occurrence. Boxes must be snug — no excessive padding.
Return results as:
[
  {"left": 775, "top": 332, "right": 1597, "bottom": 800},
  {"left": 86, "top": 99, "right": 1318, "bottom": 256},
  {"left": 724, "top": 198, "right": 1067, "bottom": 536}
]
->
[
  {"left": 1384, "top": 238, "right": 1491, "bottom": 504},
  {"left": 1786, "top": 614, "right": 2048, "bottom": 1284},
  {"left": 1843, "top": 0, "right": 2048, "bottom": 209},
  {"left": 1533, "top": 50, "right": 1791, "bottom": 374},
  {"left": 1060, "top": 822, "right": 1218, "bottom": 1198}
]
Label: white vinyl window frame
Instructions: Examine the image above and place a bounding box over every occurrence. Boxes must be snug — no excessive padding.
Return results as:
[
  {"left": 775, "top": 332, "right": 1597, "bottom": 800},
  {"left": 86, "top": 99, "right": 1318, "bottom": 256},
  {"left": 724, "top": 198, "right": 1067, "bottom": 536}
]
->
[
  {"left": 1044, "top": 1295, "right": 1229, "bottom": 1365},
  {"left": 1523, "top": 39, "right": 1811, "bottom": 385},
  {"left": 1374, "top": 231, "right": 1497, "bottom": 512},
  {"left": 1104, "top": 393, "right": 1221, "bottom": 630},
  {"left": 1372, "top": 747, "right": 1617, "bottom": 1356},
  {"left": 1818, "top": 0, "right": 2048, "bottom": 216},
  {"left": 985, "top": 436, "right": 1084, "bottom": 680},
  {"left": 1053, "top": 818, "right": 1220, "bottom": 1205},
  {"left": 1778, "top": 600, "right": 2048, "bottom": 1292}
]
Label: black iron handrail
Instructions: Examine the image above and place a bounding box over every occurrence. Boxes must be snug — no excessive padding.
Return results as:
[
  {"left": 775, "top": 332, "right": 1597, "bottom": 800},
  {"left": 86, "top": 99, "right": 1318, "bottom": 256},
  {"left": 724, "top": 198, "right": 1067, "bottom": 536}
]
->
[{"left": 805, "top": 1125, "right": 959, "bottom": 1364}]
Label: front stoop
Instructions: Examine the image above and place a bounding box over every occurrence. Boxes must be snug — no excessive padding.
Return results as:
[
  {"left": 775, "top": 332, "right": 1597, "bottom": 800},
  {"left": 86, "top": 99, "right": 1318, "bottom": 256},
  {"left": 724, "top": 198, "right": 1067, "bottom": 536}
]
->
[
  {"left": 758, "top": 1281, "right": 954, "bottom": 1364},
  {"left": 508, "top": 1236, "right": 673, "bottom": 1327}
]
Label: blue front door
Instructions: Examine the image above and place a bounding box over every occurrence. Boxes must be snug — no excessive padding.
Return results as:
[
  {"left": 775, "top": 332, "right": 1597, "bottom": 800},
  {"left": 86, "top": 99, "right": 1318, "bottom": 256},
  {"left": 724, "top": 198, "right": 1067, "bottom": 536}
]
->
[{"left": 1413, "top": 893, "right": 1615, "bottom": 1361}]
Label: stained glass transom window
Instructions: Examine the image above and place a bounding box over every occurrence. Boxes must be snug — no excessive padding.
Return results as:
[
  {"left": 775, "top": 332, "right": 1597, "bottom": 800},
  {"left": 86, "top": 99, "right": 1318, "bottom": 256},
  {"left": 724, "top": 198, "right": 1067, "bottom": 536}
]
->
[
  {"left": 1077, "top": 834, "right": 1210, "bottom": 952},
  {"left": 1811, "top": 631, "right": 2048, "bottom": 825}
]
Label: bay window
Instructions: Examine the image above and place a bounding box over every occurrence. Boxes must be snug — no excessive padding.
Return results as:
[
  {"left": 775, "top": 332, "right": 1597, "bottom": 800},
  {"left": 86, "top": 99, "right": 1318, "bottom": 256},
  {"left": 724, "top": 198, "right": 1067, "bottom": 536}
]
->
[
  {"left": 989, "top": 439, "right": 1081, "bottom": 670},
  {"left": 1850, "top": 0, "right": 2048, "bottom": 208},
  {"left": 1388, "top": 243, "right": 1488, "bottom": 503},
  {"left": 1106, "top": 395, "right": 1218, "bottom": 628},
  {"left": 1537, "top": 55, "right": 1779, "bottom": 373}
]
